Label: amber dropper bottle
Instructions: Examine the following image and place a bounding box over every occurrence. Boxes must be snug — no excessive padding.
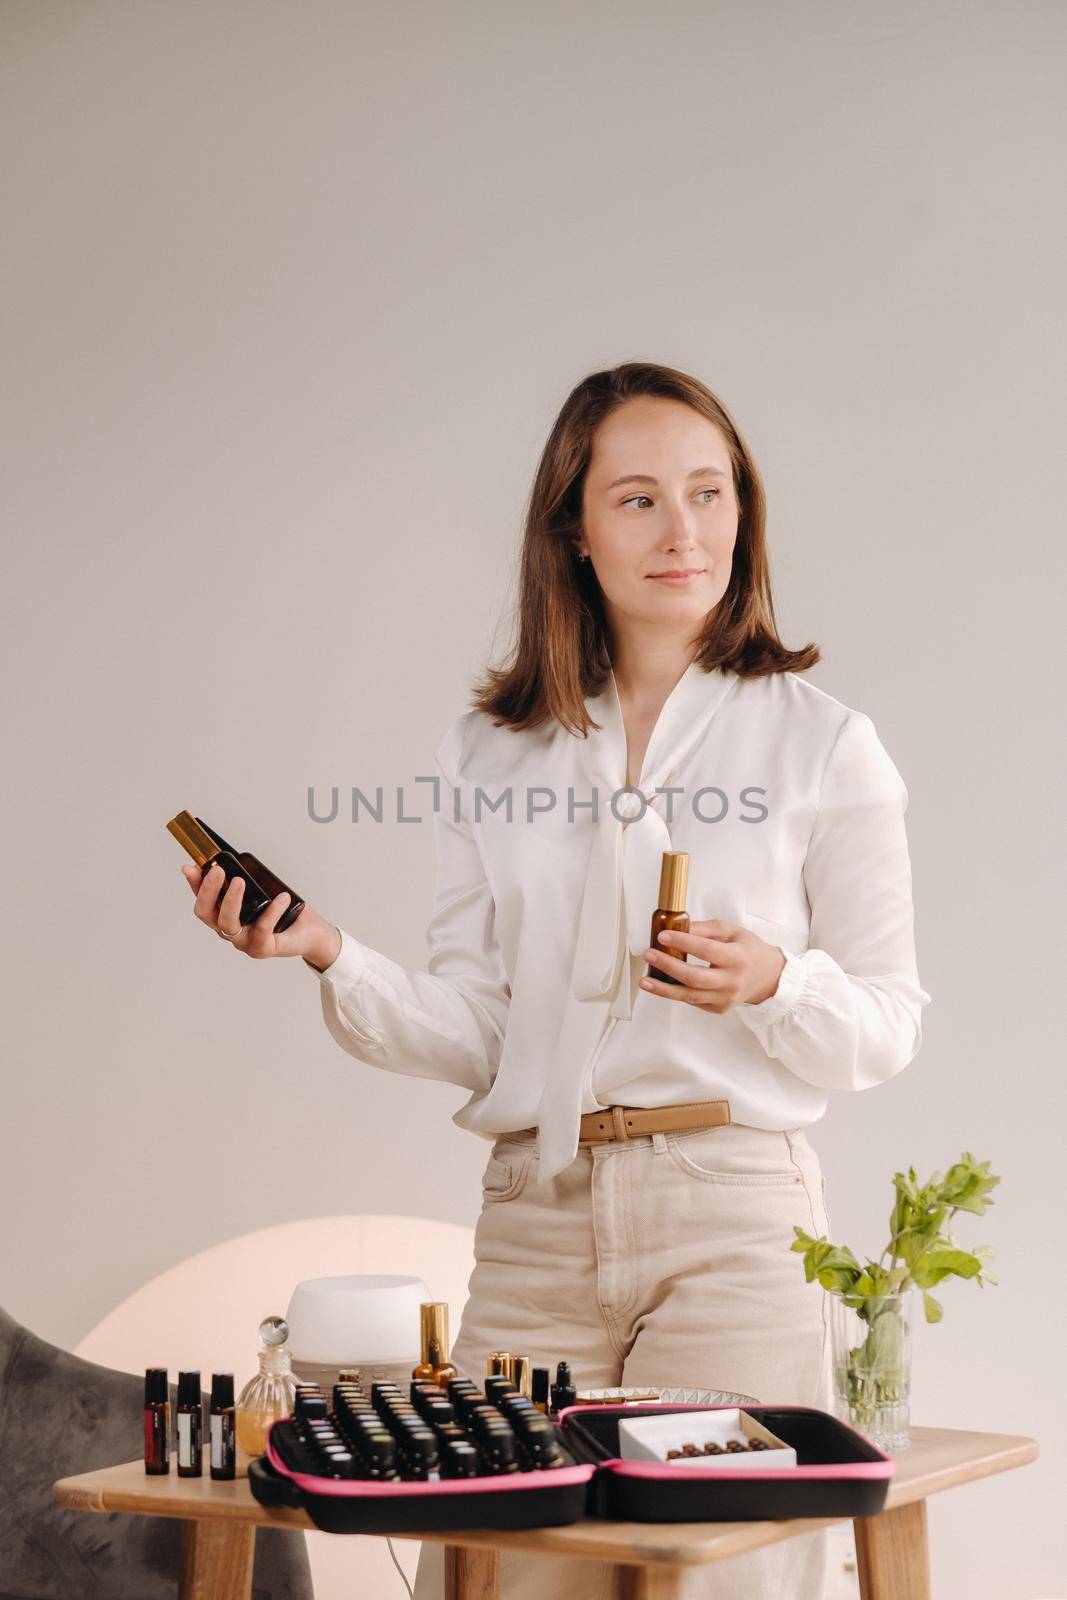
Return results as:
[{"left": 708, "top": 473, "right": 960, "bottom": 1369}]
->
[
  {"left": 647, "top": 851, "right": 690, "bottom": 984},
  {"left": 412, "top": 1303, "right": 458, "bottom": 1386},
  {"left": 166, "top": 812, "right": 271, "bottom": 926},
  {"left": 193, "top": 816, "right": 306, "bottom": 934}
]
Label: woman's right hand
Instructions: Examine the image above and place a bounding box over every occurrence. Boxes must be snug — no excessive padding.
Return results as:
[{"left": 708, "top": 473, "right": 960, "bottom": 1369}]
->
[{"left": 180, "top": 862, "right": 342, "bottom": 971}]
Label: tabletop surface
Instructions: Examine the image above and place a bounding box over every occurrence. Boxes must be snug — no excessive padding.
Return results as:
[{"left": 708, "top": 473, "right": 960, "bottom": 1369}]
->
[{"left": 53, "top": 1425, "right": 1038, "bottom": 1567}]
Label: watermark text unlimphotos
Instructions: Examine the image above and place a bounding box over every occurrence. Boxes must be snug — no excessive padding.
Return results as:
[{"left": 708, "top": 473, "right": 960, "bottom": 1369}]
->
[{"left": 307, "top": 780, "right": 771, "bottom": 825}]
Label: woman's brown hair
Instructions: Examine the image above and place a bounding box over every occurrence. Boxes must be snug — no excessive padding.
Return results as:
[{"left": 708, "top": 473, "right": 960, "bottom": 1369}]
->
[{"left": 471, "top": 360, "right": 820, "bottom": 736}]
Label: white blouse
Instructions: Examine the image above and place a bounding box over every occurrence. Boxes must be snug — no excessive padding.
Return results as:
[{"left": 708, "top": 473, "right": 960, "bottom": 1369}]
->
[{"left": 307, "top": 663, "right": 931, "bottom": 1182}]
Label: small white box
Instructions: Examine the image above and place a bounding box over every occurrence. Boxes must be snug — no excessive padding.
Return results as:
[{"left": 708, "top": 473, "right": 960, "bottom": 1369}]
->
[{"left": 617, "top": 1408, "right": 797, "bottom": 1469}]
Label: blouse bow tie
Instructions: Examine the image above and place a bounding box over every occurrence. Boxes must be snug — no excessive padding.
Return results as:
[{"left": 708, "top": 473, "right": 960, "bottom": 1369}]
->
[{"left": 571, "top": 778, "right": 677, "bottom": 1021}]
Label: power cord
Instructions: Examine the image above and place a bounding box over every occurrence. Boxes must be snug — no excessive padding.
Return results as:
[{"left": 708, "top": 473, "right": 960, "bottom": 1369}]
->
[{"left": 386, "top": 1535, "right": 415, "bottom": 1599}]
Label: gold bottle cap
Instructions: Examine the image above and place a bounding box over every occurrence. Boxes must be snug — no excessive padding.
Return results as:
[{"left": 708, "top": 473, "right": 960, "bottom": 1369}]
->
[
  {"left": 658, "top": 851, "right": 689, "bottom": 913},
  {"left": 166, "top": 810, "right": 218, "bottom": 867},
  {"left": 486, "top": 1350, "right": 513, "bottom": 1378},
  {"left": 512, "top": 1355, "right": 532, "bottom": 1398},
  {"left": 419, "top": 1302, "right": 450, "bottom": 1366}
]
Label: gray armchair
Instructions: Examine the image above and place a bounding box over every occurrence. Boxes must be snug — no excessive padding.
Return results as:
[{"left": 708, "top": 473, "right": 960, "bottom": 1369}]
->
[{"left": 0, "top": 1304, "right": 313, "bottom": 1599}]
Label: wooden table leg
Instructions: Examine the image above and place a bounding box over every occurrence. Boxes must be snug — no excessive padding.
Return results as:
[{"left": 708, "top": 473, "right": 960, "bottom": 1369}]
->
[
  {"left": 179, "top": 1520, "right": 255, "bottom": 1600},
  {"left": 854, "top": 1498, "right": 931, "bottom": 1600},
  {"left": 615, "top": 1565, "right": 687, "bottom": 1600},
  {"left": 444, "top": 1543, "right": 500, "bottom": 1599}
]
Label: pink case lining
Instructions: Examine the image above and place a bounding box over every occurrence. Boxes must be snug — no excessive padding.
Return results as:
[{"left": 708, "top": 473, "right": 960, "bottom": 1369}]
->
[
  {"left": 265, "top": 1422, "right": 595, "bottom": 1499},
  {"left": 557, "top": 1403, "right": 896, "bottom": 1484}
]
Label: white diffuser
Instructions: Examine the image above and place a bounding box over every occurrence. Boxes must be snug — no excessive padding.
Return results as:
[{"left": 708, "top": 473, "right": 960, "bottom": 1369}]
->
[{"left": 284, "top": 1274, "right": 433, "bottom": 1393}]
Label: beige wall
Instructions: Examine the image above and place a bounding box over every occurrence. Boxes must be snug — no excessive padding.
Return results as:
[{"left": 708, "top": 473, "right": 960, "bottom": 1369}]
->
[{"left": 2, "top": 3, "right": 1063, "bottom": 1595}]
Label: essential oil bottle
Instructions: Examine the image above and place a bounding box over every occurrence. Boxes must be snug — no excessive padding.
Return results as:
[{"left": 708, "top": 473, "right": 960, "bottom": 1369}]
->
[
  {"left": 531, "top": 1367, "right": 550, "bottom": 1415},
  {"left": 550, "top": 1361, "right": 577, "bottom": 1415},
  {"left": 209, "top": 1373, "right": 236, "bottom": 1480},
  {"left": 176, "top": 1370, "right": 203, "bottom": 1478},
  {"left": 647, "top": 851, "right": 690, "bottom": 983},
  {"left": 143, "top": 1367, "right": 170, "bottom": 1474}
]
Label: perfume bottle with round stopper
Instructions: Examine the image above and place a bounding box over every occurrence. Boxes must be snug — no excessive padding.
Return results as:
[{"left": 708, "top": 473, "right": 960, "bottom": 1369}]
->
[{"left": 235, "top": 1315, "right": 300, "bottom": 1456}]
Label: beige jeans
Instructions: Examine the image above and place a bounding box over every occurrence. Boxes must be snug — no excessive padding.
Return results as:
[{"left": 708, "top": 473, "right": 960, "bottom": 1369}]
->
[{"left": 414, "top": 1122, "right": 833, "bottom": 1600}]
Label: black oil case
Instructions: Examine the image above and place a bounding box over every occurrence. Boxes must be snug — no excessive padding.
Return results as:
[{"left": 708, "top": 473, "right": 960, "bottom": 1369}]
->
[
  {"left": 249, "top": 1404, "right": 893, "bottom": 1532},
  {"left": 249, "top": 1416, "right": 594, "bottom": 1533}
]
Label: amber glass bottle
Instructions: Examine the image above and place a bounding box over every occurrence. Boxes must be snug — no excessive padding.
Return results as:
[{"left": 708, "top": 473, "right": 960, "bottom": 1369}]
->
[
  {"left": 166, "top": 812, "right": 272, "bottom": 925},
  {"left": 193, "top": 816, "right": 306, "bottom": 932},
  {"left": 647, "top": 851, "right": 690, "bottom": 984},
  {"left": 412, "top": 1302, "right": 458, "bottom": 1386}
]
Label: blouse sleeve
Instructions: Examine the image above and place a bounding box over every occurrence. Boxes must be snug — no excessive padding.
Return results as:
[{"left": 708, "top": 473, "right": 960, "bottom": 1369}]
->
[
  {"left": 734, "top": 710, "right": 931, "bottom": 1092},
  {"left": 304, "top": 715, "right": 511, "bottom": 1093}
]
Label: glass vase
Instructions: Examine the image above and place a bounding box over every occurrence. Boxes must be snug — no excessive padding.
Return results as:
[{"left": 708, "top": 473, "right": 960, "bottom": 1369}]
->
[{"left": 829, "top": 1286, "right": 913, "bottom": 1452}]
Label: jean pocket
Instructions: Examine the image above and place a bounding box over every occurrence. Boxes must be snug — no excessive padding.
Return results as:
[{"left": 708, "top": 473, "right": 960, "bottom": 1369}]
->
[
  {"left": 665, "top": 1128, "right": 804, "bottom": 1185},
  {"left": 480, "top": 1149, "right": 534, "bottom": 1204}
]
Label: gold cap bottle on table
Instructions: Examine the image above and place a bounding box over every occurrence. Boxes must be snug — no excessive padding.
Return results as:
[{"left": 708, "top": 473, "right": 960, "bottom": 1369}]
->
[{"left": 412, "top": 1302, "right": 458, "bottom": 1385}]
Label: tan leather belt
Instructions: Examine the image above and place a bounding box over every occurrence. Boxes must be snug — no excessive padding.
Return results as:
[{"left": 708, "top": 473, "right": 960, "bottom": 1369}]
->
[{"left": 511, "top": 1099, "right": 732, "bottom": 1147}]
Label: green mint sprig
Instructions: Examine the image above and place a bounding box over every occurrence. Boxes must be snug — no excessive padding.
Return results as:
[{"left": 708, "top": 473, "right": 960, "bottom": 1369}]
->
[{"left": 791, "top": 1151, "right": 1000, "bottom": 1325}]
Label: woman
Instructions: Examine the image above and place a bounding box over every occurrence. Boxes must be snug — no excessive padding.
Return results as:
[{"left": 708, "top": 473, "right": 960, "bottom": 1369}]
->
[{"left": 181, "top": 362, "right": 930, "bottom": 1599}]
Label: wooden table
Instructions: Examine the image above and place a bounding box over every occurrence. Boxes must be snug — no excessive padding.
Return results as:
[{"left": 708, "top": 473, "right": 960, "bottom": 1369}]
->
[{"left": 53, "top": 1424, "right": 1036, "bottom": 1600}]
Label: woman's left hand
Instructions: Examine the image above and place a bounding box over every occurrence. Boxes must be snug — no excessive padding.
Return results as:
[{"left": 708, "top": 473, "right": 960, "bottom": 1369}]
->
[{"left": 639, "top": 921, "right": 786, "bottom": 1012}]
